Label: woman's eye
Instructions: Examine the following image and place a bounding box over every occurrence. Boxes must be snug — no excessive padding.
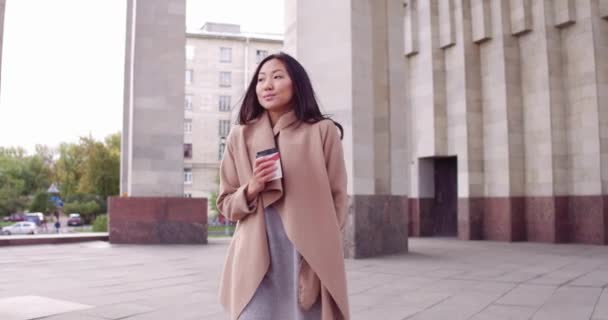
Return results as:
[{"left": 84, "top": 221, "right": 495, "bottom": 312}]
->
[
  {"left": 274, "top": 75, "right": 283, "bottom": 79},
  {"left": 257, "top": 78, "right": 264, "bottom": 82}
]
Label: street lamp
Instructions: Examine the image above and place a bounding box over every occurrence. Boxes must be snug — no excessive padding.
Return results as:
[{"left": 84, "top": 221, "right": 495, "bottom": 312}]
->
[
  {"left": 219, "top": 136, "right": 227, "bottom": 159},
  {"left": 219, "top": 136, "right": 230, "bottom": 236}
]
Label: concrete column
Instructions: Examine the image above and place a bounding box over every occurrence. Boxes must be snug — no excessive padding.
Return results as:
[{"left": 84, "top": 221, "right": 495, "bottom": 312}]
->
[
  {"left": 285, "top": 0, "right": 408, "bottom": 258},
  {"left": 592, "top": 0, "right": 608, "bottom": 196},
  {"left": 586, "top": 0, "right": 608, "bottom": 244},
  {"left": 410, "top": 0, "right": 447, "bottom": 158},
  {"left": 112, "top": 0, "right": 206, "bottom": 245},
  {"left": 559, "top": 0, "right": 605, "bottom": 244},
  {"left": 446, "top": 0, "right": 485, "bottom": 240},
  {"left": 516, "top": 0, "right": 570, "bottom": 243},
  {"left": 0, "top": 0, "right": 6, "bottom": 92},
  {"left": 478, "top": 0, "right": 526, "bottom": 241},
  {"left": 121, "top": 0, "right": 185, "bottom": 197}
]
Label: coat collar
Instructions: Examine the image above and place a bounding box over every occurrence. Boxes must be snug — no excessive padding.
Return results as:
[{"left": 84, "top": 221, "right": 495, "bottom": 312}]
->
[
  {"left": 245, "top": 109, "right": 299, "bottom": 208},
  {"left": 271, "top": 109, "right": 299, "bottom": 136}
]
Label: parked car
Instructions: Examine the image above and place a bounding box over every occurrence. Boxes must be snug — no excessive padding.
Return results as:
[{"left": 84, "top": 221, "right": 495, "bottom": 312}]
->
[
  {"left": 67, "top": 213, "right": 84, "bottom": 227},
  {"left": 1, "top": 221, "right": 37, "bottom": 235},
  {"left": 3, "top": 213, "right": 26, "bottom": 222},
  {"left": 27, "top": 212, "right": 44, "bottom": 221}
]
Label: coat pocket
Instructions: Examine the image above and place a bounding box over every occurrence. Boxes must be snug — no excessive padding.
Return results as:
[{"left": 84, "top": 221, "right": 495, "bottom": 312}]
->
[{"left": 298, "top": 257, "right": 321, "bottom": 311}]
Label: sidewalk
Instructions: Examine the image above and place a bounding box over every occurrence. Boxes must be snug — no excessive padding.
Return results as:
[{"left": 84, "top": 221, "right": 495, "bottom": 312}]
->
[
  {"left": 1, "top": 238, "right": 608, "bottom": 319},
  {"left": 0, "top": 233, "right": 108, "bottom": 246}
]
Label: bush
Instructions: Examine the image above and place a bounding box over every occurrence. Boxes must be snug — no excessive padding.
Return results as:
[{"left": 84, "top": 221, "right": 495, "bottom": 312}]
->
[
  {"left": 64, "top": 193, "right": 107, "bottom": 213},
  {"left": 92, "top": 214, "right": 108, "bottom": 232},
  {"left": 64, "top": 200, "right": 101, "bottom": 224}
]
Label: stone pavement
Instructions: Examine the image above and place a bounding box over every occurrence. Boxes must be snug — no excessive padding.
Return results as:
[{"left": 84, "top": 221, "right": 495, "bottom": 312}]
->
[
  {"left": 1, "top": 238, "right": 608, "bottom": 320},
  {"left": 0, "top": 233, "right": 108, "bottom": 246}
]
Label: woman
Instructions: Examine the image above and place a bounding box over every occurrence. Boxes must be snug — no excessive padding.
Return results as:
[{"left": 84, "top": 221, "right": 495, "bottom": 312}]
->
[{"left": 217, "top": 52, "right": 350, "bottom": 320}]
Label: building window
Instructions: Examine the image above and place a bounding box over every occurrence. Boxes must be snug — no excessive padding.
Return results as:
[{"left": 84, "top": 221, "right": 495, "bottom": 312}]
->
[
  {"left": 184, "top": 143, "right": 192, "bottom": 159},
  {"left": 184, "top": 193, "right": 192, "bottom": 198},
  {"left": 256, "top": 49, "right": 268, "bottom": 63},
  {"left": 185, "top": 69, "right": 193, "bottom": 85},
  {"left": 219, "top": 72, "right": 231, "bottom": 87},
  {"left": 184, "top": 95, "right": 193, "bottom": 111},
  {"left": 219, "top": 95, "right": 231, "bottom": 112},
  {"left": 184, "top": 119, "right": 192, "bottom": 134},
  {"left": 186, "top": 45, "right": 195, "bottom": 61},
  {"left": 220, "top": 47, "right": 232, "bottom": 63},
  {"left": 219, "top": 120, "right": 231, "bottom": 137},
  {"left": 184, "top": 168, "right": 193, "bottom": 184}
]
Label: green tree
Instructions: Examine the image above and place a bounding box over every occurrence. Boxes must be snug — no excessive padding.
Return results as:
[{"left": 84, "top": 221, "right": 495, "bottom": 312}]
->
[
  {"left": 208, "top": 173, "right": 220, "bottom": 219},
  {"left": 22, "top": 150, "right": 54, "bottom": 194},
  {"left": 0, "top": 175, "right": 28, "bottom": 215},
  {"left": 0, "top": 146, "right": 27, "bottom": 159},
  {"left": 0, "top": 133, "right": 120, "bottom": 217},
  {"left": 0, "top": 147, "right": 32, "bottom": 215},
  {"left": 29, "top": 191, "right": 56, "bottom": 213},
  {"left": 77, "top": 134, "right": 120, "bottom": 200},
  {"left": 55, "top": 143, "right": 85, "bottom": 199},
  {"left": 63, "top": 199, "right": 102, "bottom": 224}
]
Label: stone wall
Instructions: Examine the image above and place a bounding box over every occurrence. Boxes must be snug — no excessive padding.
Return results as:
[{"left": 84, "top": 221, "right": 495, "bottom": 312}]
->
[{"left": 405, "top": 0, "right": 608, "bottom": 244}]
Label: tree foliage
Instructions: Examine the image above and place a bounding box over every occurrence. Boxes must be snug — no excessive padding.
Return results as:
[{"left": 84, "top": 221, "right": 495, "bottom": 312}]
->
[
  {"left": 0, "top": 146, "right": 53, "bottom": 214},
  {"left": 0, "top": 133, "right": 120, "bottom": 217},
  {"left": 63, "top": 200, "right": 101, "bottom": 224},
  {"left": 29, "top": 191, "right": 56, "bottom": 213},
  {"left": 76, "top": 134, "right": 120, "bottom": 200},
  {"left": 208, "top": 173, "right": 220, "bottom": 217}
]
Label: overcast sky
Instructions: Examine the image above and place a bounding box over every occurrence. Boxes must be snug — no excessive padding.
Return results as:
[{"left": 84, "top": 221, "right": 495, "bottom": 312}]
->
[{"left": 0, "top": 0, "right": 283, "bottom": 154}]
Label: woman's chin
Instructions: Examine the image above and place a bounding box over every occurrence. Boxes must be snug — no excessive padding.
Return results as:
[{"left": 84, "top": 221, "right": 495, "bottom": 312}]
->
[{"left": 262, "top": 105, "right": 289, "bottom": 112}]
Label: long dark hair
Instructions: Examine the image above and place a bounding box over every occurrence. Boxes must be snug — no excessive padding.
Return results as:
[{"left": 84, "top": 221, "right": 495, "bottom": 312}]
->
[{"left": 237, "top": 52, "right": 343, "bottom": 139}]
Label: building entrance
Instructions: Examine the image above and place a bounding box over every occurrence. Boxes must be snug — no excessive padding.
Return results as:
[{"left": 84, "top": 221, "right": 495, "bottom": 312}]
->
[{"left": 432, "top": 157, "right": 457, "bottom": 237}]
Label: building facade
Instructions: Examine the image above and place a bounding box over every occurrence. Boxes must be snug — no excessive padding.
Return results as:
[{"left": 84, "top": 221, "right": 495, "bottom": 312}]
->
[
  {"left": 183, "top": 23, "right": 282, "bottom": 201},
  {"left": 286, "top": 0, "right": 608, "bottom": 251}
]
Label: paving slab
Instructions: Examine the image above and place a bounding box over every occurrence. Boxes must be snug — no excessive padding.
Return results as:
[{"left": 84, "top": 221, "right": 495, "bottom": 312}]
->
[
  {"left": 1, "top": 238, "right": 608, "bottom": 319},
  {"left": 0, "top": 295, "right": 92, "bottom": 320}
]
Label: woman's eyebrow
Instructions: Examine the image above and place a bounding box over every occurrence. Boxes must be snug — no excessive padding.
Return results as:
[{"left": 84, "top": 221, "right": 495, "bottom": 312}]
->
[{"left": 258, "top": 69, "right": 285, "bottom": 76}]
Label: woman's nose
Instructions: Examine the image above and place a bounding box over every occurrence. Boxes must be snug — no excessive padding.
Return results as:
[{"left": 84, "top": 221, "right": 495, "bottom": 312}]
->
[{"left": 262, "top": 80, "right": 273, "bottom": 90}]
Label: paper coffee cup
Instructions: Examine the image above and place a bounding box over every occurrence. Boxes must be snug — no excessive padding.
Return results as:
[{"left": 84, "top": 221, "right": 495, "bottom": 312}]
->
[{"left": 256, "top": 148, "right": 282, "bottom": 181}]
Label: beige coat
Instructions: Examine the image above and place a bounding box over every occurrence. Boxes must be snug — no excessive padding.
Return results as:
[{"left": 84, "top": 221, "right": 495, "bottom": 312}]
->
[{"left": 217, "top": 110, "right": 350, "bottom": 320}]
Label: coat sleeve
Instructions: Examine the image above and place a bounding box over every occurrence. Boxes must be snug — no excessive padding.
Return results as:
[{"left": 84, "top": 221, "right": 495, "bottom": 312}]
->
[
  {"left": 216, "top": 131, "right": 257, "bottom": 221},
  {"left": 322, "top": 121, "right": 348, "bottom": 231}
]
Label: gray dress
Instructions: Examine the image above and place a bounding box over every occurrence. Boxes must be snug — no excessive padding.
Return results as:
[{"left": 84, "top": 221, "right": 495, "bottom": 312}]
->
[{"left": 239, "top": 206, "right": 321, "bottom": 320}]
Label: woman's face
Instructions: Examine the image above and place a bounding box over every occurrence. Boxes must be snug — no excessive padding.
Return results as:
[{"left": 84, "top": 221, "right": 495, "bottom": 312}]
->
[{"left": 256, "top": 59, "right": 294, "bottom": 113}]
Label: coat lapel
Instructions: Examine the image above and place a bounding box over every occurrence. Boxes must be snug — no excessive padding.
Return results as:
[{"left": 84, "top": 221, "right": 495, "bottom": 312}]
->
[{"left": 244, "top": 111, "right": 297, "bottom": 208}]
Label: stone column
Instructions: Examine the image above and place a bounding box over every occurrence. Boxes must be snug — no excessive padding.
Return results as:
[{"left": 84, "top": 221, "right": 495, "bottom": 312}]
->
[
  {"left": 519, "top": 0, "right": 569, "bottom": 243},
  {"left": 569, "top": 0, "right": 608, "bottom": 244},
  {"left": 121, "top": 0, "right": 185, "bottom": 197},
  {"left": 595, "top": 0, "right": 608, "bottom": 237},
  {"left": 0, "top": 0, "right": 6, "bottom": 92},
  {"left": 446, "top": 0, "right": 485, "bottom": 241},
  {"left": 477, "top": 0, "right": 526, "bottom": 241},
  {"left": 285, "top": 0, "right": 409, "bottom": 258},
  {"left": 111, "top": 0, "right": 206, "bottom": 244}
]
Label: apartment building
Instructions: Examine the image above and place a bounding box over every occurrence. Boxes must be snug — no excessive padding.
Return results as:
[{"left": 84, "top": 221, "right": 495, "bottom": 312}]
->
[{"left": 183, "top": 23, "right": 283, "bottom": 202}]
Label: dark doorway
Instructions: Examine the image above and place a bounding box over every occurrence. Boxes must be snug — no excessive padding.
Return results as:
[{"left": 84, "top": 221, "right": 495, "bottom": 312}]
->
[{"left": 433, "top": 157, "right": 457, "bottom": 237}]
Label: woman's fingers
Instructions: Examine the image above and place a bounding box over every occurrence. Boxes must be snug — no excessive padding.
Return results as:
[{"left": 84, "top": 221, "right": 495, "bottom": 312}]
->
[
  {"left": 258, "top": 163, "right": 277, "bottom": 179},
  {"left": 254, "top": 156, "right": 277, "bottom": 169},
  {"left": 254, "top": 164, "right": 277, "bottom": 183},
  {"left": 254, "top": 159, "right": 276, "bottom": 175}
]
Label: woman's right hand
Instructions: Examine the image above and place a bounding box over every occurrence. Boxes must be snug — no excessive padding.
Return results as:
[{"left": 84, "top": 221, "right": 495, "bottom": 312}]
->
[{"left": 246, "top": 156, "right": 279, "bottom": 202}]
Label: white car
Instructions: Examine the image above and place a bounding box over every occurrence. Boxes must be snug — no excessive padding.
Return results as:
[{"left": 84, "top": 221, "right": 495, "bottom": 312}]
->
[{"left": 1, "top": 221, "right": 38, "bottom": 235}]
